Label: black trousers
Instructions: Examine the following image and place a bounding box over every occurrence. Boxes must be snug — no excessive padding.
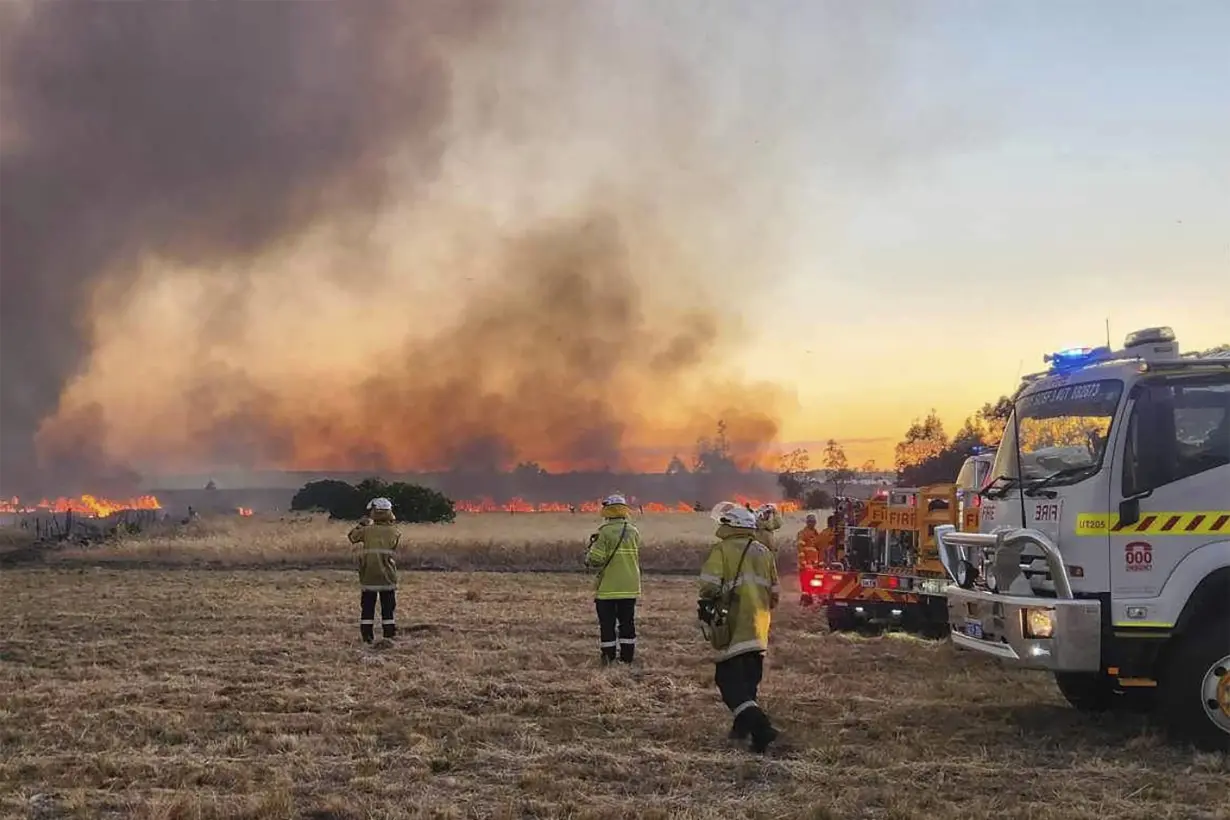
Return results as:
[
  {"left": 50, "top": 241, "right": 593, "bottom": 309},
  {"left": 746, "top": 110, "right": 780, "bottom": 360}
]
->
[
  {"left": 595, "top": 598, "right": 636, "bottom": 663},
  {"left": 715, "top": 650, "right": 774, "bottom": 745},
  {"left": 360, "top": 589, "right": 397, "bottom": 642},
  {"left": 715, "top": 650, "right": 764, "bottom": 712}
]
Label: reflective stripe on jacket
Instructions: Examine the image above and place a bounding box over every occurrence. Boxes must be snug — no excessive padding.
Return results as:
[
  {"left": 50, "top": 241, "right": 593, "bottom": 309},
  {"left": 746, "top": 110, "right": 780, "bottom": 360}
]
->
[
  {"left": 348, "top": 522, "right": 400, "bottom": 590},
  {"left": 699, "top": 526, "right": 780, "bottom": 661},
  {"left": 585, "top": 518, "right": 641, "bottom": 599}
]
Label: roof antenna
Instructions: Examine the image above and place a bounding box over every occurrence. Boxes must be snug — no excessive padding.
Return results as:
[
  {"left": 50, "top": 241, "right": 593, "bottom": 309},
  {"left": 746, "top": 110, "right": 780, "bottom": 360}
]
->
[{"left": 1105, "top": 318, "right": 1111, "bottom": 348}]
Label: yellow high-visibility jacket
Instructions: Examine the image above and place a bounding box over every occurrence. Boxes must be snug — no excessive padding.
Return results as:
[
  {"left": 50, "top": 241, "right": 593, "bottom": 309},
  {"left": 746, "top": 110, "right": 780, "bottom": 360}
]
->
[
  {"left": 699, "top": 525, "right": 780, "bottom": 661},
  {"left": 585, "top": 518, "right": 642, "bottom": 599},
  {"left": 755, "top": 508, "right": 783, "bottom": 553},
  {"left": 348, "top": 521, "right": 400, "bottom": 591}
]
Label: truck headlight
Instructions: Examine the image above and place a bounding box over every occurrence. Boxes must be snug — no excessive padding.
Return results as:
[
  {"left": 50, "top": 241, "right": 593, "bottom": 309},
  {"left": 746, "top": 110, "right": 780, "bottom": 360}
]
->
[{"left": 1022, "top": 607, "right": 1055, "bottom": 639}]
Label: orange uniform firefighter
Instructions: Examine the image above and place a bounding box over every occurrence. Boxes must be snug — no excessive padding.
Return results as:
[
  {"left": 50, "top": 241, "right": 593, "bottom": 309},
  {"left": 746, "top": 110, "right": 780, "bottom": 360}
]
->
[{"left": 796, "top": 513, "right": 822, "bottom": 569}]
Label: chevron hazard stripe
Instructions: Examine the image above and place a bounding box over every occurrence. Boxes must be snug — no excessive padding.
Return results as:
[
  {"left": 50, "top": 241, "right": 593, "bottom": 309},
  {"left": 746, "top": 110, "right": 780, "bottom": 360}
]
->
[{"left": 1075, "top": 512, "right": 1230, "bottom": 536}]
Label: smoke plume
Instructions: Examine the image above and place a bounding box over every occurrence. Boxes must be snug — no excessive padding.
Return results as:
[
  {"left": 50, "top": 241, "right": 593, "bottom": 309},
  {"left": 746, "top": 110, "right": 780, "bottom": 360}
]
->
[
  {"left": 0, "top": 0, "right": 499, "bottom": 494},
  {"left": 1, "top": 2, "right": 926, "bottom": 494}
]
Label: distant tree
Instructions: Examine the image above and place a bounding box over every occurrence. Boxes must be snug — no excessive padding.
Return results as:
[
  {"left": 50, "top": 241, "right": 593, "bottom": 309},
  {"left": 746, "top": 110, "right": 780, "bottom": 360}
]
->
[
  {"left": 665, "top": 455, "right": 690, "bottom": 475},
  {"left": 823, "top": 439, "right": 855, "bottom": 497},
  {"left": 803, "top": 487, "right": 834, "bottom": 511},
  {"left": 1202, "top": 344, "right": 1230, "bottom": 356},
  {"left": 776, "top": 447, "right": 812, "bottom": 501},
  {"left": 894, "top": 410, "right": 950, "bottom": 477},
  {"left": 694, "top": 420, "right": 738, "bottom": 473},
  {"left": 859, "top": 459, "right": 877, "bottom": 476},
  {"left": 205, "top": 479, "right": 217, "bottom": 491},
  {"left": 897, "top": 413, "right": 995, "bottom": 487},
  {"left": 976, "top": 396, "right": 1014, "bottom": 446},
  {"left": 513, "top": 461, "right": 548, "bottom": 478},
  {"left": 291, "top": 478, "right": 455, "bottom": 523},
  {"left": 291, "top": 479, "right": 359, "bottom": 514}
]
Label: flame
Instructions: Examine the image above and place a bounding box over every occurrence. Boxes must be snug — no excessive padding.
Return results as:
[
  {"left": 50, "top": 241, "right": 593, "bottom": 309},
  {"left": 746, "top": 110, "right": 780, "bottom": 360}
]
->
[
  {"left": 450, "top": 496, "right": 798, "bottom": 513},
  {"left": 0, "top": 494, "right": 162, "bottom": 517},
  {"left": 237, "top": 507, "right": 254, "bottom": 517}
]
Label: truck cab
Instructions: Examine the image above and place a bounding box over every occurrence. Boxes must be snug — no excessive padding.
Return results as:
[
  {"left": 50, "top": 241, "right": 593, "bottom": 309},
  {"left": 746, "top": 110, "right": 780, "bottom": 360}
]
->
[{"left": 937, "top": 327, "right": 1230, "bottom": 751}]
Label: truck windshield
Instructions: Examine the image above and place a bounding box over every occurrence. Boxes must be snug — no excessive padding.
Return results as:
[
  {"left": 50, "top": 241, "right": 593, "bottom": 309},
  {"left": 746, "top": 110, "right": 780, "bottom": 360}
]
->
[{"left": 991, "top": 378, "right": 1124, "bottom": 485}]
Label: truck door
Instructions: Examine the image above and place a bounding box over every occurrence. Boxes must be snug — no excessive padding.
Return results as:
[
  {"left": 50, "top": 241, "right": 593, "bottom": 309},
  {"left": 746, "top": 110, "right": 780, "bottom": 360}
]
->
[{"left": 1109, "top": 372, "right": 1230, "bottom": 628}]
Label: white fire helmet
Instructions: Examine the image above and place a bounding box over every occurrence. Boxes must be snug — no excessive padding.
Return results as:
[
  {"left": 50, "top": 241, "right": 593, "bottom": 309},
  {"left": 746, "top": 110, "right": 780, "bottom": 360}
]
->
[
  {"left": 367, "top": 497, "right": 394, "bottom": 511},
  {"left": 711, "top": 501, "right": 756, "bottom": 529},
  {"left": 602, "top": 494, "right": 627, "bottom": 507},
  {"left": 755, "top": 503, "right": 777, "bottom": 519}
]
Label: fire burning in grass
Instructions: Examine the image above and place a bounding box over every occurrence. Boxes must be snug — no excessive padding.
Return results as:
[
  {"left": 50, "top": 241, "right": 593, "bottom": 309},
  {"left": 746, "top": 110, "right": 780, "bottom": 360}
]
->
[
  {"left": 451, "top": 495, "right": 800, "bottom": 514},
  {"left": 0, "top": 494, "right": 161, "bottom": 518}
]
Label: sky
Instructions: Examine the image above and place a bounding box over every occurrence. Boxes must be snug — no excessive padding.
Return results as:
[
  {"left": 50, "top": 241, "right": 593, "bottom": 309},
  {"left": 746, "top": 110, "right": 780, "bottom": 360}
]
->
[
  {"left": 742, "top": 0, "right": 1230, "bottom": 464},
  {"left": 4, "top": 1, "right": 1227, "bottom": 485}
]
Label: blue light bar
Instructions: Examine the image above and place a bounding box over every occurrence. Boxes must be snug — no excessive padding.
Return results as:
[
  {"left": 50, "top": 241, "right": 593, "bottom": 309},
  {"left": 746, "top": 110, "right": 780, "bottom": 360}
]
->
[{"left": 1044, "top": 345, "right": 1111, "bottom": 371}]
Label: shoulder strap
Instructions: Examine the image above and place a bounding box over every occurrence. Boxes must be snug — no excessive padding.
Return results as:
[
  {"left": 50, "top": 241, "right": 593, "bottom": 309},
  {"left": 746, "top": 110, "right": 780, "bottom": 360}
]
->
[
  {"left": 597, "top": 522, "right": 629, "bottom": 576},
  {"left": 722, "top": 537, "right": 755, "bottom": 607}
]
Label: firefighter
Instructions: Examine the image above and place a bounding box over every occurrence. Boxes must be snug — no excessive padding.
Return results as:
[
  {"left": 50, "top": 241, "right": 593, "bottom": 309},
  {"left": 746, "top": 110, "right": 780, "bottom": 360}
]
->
[
  {"left": 698, "top": 503, "right": 781, "bottom": 753},
  {"left": 796, "top": 512, "right": 822, "bottom": 570},
  {"left": 753, "top": 503, "right": 783, "bottom": 553},
  {"left": 347, "top": 497, "right": 400, "bottom": 645},
  {"left": 584, "top": 494, "right": 642, "bottom": 665}
]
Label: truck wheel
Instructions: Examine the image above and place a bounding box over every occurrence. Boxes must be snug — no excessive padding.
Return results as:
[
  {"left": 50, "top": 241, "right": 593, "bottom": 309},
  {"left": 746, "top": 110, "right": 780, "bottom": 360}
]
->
[
  {"left": 1054, "top": 672, "right": 1117, "bottom": 712},
  {"left": 826, "top": 606, "right": 856, "bottom": 632},
  {"left": 1158, "top": 620, "right": 1230, "bottom": 752}
]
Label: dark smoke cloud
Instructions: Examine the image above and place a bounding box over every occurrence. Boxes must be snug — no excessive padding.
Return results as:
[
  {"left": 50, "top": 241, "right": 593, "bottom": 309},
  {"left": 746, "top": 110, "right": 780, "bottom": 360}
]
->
[
  {"left": 0, "top": 0, "right": 497, "bottom": 496},
  {"left": 138, "top": 210, "right": 782, "bottom": 475}
]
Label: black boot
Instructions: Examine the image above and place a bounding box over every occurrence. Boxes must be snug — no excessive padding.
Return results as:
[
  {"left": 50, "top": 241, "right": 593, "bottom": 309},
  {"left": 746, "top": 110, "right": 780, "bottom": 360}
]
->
[
  {"left": 382, "top": 622, "right": 397, "bottom": 640},
  {"left": 360, "top": 623, "right": 375, "bottom": 644},
  {"left": 748, "top": 708, "right": 778, "bottom": 753},
  {"left": 601, "top": 645, "right": 617, "bottom": 665},
  {"left": 618, "top": 641, "right": 635, "bottom": 664},
  {"left": 728, "top": 709, "right": 753, "bottom": 741}
]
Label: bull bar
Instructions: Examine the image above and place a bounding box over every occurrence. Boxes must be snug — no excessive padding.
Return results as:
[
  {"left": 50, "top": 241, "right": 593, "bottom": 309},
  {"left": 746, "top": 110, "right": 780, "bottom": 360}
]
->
[{"left": 935, "top": 524, "right": 1101, "bottom": 672}]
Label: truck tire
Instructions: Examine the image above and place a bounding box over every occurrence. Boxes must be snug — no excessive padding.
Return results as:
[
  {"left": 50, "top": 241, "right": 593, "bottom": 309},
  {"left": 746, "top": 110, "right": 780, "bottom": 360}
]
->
[
  {"left": 1157, "top": 619, "right": 1230, "bottom": 753},
  {"left": 1054, "top": 672, "right": 1117, "bottom": 712},
  {"left": 826, "top": 606, "right": 857, "bottom": 632}
]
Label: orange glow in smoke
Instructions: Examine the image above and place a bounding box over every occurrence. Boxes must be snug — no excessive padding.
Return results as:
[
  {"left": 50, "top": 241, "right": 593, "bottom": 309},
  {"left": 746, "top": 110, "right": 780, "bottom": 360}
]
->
[
  {"left": 0, "top": 494, "right": 162, "bottom": 518},
  {"left": 237, "top": 507, "right": 254, "bottom": 517}
]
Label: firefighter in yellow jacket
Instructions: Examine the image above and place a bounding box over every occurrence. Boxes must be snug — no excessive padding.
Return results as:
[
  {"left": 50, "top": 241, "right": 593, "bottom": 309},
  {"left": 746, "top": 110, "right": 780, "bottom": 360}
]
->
[
  {"left": 347, "top": 497, "right": 400, "bottom": 645},
  {"left": 754, "top": 503, "right": 783, "bottom": 553},
  {"left": 698, "top": 502, "right": 781, "bottom": 752},
  {"left": 584, "top": 494, "right": 642, "bottom": 665}
]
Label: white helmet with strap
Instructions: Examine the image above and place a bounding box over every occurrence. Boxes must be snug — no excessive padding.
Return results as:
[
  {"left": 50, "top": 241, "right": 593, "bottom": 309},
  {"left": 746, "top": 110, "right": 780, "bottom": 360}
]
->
[
  {"left": 602, "top": 494, "right": 627, "bottom": 507},
  {"left": 367, "top": 497, "right": 393, "bottom": 511},
  {"left": 711, "top": 501, "right": 756, "bottom": 529}
]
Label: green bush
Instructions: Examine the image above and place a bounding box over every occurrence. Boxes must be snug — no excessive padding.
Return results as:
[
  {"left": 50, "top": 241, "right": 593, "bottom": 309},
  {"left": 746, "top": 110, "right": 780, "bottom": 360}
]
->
[{"left": 290, "top": 478, "right": 456, "bottom": 524}]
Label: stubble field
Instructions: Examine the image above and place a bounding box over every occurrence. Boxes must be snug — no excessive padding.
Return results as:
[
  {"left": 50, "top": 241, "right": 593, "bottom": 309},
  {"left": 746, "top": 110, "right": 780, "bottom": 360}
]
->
[{"left": 2, "top": 513, "right": 1228, "bottom": 819}]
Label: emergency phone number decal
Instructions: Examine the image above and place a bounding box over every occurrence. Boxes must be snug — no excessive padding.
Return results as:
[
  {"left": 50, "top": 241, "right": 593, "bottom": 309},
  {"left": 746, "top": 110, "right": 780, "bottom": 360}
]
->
[{"left": 1124, "top": 541, "right": 1152, "bottom": 572}]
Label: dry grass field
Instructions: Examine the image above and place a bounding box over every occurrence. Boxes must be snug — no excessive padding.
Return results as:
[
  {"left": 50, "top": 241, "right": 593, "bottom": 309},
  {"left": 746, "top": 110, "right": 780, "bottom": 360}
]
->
[
  {"left": 40, "top": 511, "right": 806, "bottom": 574},
  {"left": 4, "top": 526, "right": 1230, "bottom": 820},
  {"left": 2, "top": 514, "right": 1229, "bottom": 819}
]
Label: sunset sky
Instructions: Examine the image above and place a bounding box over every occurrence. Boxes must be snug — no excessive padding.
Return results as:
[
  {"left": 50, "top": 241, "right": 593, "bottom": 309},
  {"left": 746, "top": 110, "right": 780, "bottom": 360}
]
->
[
  {"left": 716, "top": 1, "right": 1230, "bottom": 464},
  {"left": 11, "top": 1, "right": 1227, "bottom": 481}
]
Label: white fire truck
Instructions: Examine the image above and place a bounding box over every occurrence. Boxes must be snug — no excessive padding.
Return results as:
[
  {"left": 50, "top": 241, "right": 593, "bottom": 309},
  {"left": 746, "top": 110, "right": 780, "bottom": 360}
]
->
[{"left": 937, "top": 327, "right": 1230, "bottom": 751}]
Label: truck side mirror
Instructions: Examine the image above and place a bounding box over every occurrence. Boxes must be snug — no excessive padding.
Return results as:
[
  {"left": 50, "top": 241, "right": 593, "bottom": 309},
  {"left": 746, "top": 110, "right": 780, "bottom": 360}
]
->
[
  {"left": 1118, "top": 497, "right": 1140, "bottom": 527},
  {"left": 1118, "top": 488, "right": 1153, "bottom": 527}
]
